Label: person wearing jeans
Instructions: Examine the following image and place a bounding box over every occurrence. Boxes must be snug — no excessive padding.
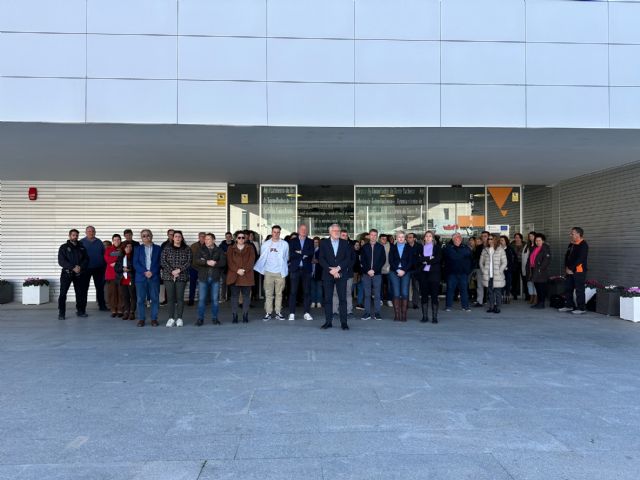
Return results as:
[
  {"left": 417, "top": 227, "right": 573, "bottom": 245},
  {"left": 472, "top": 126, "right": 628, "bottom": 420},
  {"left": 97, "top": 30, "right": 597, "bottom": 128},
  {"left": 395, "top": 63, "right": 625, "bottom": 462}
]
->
[
  {"left": 254, "top": 225, "right": 289, "bottom": 321},
  {"left": 81, "top": 225, "right": 108, "bottom": 311},
  {"left": 194, "top": 233, "right": 226, "bottom": 325},
  {"left": 388, "top": 231, "right": 415, "bottom": 322},
  {"left": 559, "top": 227, "right": 589, "bottom": 314},
  {"left": 359, "top": 229, "right": 386, "bottom": 320},
  {"left": 161, "top": 230, "right": 192, "bottom": 328},
  {"left": 443, "top": 233, "right": 472, "bottom": 311},
  {"left": 133, "top": 229, "right": 162, "bottom": 327},
  {"left": 188, "top": 232, "right": 206, "bottom": 306}
]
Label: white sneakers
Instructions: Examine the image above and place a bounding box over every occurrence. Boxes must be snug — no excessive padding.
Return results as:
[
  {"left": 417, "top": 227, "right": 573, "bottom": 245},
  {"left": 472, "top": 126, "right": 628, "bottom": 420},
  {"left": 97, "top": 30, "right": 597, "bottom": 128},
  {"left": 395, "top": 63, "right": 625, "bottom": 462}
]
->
[
  {"left": 166, "top": 318, "right": 183, "bottom": 327},
  {"left": 288, "top": 314, "right": 295, "bottom": 321},
  {"left": 386, "top": 301, "right": 393, "bottom": 307},
  {"left": 303, "top": 312, "right": 313, "bottom": 321},
  {"left": 558, "top": 307, "right": 573, "bottom": 312}
]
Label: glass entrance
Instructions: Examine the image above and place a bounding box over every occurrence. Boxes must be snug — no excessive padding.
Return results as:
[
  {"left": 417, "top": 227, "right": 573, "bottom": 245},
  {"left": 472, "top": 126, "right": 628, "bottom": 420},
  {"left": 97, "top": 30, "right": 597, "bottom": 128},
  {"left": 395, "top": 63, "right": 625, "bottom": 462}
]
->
[{"left": 297, "top": 185, "right": 354, "bottom": 237}]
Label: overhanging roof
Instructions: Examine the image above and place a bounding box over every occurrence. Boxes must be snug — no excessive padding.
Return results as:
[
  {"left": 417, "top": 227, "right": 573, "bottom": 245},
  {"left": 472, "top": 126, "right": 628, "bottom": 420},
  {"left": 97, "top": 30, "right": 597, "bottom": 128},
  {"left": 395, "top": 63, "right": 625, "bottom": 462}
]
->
[{"left": 1, "top": 122, "right": 639, "bottom": 185}]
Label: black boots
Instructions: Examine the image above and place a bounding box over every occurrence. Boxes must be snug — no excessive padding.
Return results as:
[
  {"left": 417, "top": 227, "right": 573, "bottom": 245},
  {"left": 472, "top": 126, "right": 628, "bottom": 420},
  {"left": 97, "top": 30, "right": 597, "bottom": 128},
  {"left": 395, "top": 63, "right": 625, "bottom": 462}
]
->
[
  {"left": 232, "top": 313, "right": 239, "bottom": 324},
  {"left": 431, "top": 302, "right": 438, "bottom": 324},
  {"left": 420, "top": 303, "right": 429, "bottom": 323},
  {"left": 242, "top": 312, "right": 249, "bottom": 323}
]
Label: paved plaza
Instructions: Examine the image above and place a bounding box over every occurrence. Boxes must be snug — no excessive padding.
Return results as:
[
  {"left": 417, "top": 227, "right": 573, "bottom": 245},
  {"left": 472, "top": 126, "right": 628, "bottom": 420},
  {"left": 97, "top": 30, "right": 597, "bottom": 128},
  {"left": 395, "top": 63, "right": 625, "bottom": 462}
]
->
[{"left": 1, "top": 301, "right": 639, "bottom": 479}]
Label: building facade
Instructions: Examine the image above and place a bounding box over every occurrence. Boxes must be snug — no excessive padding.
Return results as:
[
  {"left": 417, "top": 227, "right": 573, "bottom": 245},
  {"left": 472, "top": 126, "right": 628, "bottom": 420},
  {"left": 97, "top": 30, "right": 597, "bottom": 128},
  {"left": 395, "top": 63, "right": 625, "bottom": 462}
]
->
[{"left": 1, "top": 0, "right": 640, "bottom": 300}]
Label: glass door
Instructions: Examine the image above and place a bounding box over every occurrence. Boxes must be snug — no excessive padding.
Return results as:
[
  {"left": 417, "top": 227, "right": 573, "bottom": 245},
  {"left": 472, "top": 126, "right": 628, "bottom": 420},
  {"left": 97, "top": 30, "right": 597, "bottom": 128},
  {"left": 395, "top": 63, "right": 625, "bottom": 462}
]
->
[{"left": 259, "top": 185, "right": 297, "bottom": 240}]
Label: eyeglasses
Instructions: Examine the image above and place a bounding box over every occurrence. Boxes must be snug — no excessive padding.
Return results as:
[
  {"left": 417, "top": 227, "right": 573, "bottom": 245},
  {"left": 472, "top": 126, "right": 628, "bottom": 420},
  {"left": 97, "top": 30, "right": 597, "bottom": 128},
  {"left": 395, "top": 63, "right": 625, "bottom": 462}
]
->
[{"left": 141, "top": 234, "right": 150, "bottom": 238}]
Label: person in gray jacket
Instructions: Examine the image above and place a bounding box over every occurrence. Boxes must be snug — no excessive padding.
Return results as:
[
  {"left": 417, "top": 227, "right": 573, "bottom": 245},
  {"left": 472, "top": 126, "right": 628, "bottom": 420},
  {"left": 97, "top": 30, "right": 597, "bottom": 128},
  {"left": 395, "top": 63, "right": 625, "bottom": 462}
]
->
[
  {"left": 480, "top": 235, "right": 508, "bottom": 314},
  {"left": 193, "top": 233, "right": 226, "bottom": 326}
]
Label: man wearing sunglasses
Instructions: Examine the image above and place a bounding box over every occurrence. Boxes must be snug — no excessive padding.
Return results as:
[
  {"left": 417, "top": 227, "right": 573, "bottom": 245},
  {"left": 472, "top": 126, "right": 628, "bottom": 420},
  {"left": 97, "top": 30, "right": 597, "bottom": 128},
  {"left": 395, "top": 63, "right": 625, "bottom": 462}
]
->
[{"left": 133, "top": 229, "right": 162, "bottom": 327}]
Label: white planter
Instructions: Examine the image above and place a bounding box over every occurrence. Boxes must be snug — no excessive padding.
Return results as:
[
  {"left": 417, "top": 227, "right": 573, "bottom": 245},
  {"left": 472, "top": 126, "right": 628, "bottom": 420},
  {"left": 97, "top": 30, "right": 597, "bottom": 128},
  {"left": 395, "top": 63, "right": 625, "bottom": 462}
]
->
[
  {"left": 22, "top": 285, "right": 49, "bottom": 305},
  {"left": 620, "top": 297, "right": 640, "bottom": 323}
]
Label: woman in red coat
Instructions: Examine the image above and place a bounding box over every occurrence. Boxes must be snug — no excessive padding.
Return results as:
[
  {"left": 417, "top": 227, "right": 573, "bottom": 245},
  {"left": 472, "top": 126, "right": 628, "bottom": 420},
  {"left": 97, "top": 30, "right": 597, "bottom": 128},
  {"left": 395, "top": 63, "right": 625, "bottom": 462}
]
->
[{"left": 104, "top": 234, "right": 122, "bottom": 317}]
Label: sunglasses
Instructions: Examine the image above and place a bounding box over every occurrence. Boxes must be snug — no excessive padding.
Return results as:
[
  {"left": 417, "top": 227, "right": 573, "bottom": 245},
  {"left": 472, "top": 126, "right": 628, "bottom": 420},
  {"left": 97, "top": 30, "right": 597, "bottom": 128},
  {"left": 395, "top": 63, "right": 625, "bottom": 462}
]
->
[
  {"left": 141, "top": 234, "right": 150, "bottom": 238},
  {"left": 237, "top": 236, "right": 246, "bottom": 240}
]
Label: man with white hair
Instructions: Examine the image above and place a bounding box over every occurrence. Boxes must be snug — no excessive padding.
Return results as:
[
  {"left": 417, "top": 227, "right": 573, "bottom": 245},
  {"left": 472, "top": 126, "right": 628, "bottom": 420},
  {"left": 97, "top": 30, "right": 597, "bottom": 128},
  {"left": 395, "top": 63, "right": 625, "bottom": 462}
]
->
[
  {"left": 443, "top": 233, "right": 472, "bottom": 312},
  {"left": 318, "top": 224, "right": 352, "bottom": 330}
]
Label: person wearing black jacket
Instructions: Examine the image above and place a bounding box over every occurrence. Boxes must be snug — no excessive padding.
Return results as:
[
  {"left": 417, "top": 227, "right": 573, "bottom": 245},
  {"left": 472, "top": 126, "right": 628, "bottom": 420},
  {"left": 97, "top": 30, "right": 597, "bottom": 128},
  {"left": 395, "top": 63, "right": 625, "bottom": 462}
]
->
[
  {"left": 57, "top": 229, "right": 89, "bottom": 320},
  {"left": 194, "top": 233, "right": 227, "bottom": 325},
  {"left": 559, "top": 227, "right": 589, "bottom": 314},
  {"left": 417, "top": 231, "right": 442, "bottom": 323},
  {"left": 528, "top": 234, "right": 552, "bottom": 309},
  {"left": 388, "top": 231, "right": 416, "bottom": 322},
  {"left": 359, "top": 229, "right": 386, "bottom": 320},
  {"left": 443, "top": 233, "right": 473, "bottom": 311},
  {"left": 318, "top": 224, "right": 353, "bottom": 330}
]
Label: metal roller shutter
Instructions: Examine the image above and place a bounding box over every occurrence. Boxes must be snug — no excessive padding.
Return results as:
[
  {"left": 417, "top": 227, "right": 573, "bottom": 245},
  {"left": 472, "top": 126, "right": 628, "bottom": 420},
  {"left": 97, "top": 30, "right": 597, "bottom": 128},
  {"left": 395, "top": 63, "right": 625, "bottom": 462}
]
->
[{"left": 0, "top": 181, "right": 228, "bottom": 302}]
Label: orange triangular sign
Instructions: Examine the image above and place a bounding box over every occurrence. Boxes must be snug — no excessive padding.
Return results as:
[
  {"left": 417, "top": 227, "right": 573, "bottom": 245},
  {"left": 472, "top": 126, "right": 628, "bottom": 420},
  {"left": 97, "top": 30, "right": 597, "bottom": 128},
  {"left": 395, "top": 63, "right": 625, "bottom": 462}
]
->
[
  {"left": 488, "top": 187, "right": 513, "bottom": 211},
  {"left": 500, "top": 209, "right": 508, "bottom": 217}
]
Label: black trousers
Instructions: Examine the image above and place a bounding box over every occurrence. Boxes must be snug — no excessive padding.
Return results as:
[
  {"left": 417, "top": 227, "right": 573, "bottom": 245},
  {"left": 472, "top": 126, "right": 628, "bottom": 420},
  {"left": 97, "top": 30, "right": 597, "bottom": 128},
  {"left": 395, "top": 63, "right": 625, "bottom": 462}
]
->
[
  {"left": 58, "top": 271, "right": 88, "bottom": 316},
  {"left": 84, "top": 266, "right": 107, "bottom": 308},
  {"left": 564, "top": 272, "right": 586, "bottom": 310},
  {"left": 289, "top": 269, "right": 312, "bottom": 315},
  {"left": 323, "top": 275, "right": 348, "bottom": 324},
  {"left": 534, "top": 281, "right": 548, "bottom": 306},
  {"left": 231, "top": 285, "right": 251, "bottom": 315},
  {"left": 419, "top": 271, "right": 440, "bottom": 305}
]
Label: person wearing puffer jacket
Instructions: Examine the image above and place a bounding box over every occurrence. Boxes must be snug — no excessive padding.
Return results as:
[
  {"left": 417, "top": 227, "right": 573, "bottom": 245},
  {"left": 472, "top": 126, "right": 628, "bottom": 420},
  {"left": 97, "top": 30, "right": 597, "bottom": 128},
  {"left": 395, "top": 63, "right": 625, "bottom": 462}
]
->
[{"left": 480, "top": 235, "right": 508, "bottom": 314}]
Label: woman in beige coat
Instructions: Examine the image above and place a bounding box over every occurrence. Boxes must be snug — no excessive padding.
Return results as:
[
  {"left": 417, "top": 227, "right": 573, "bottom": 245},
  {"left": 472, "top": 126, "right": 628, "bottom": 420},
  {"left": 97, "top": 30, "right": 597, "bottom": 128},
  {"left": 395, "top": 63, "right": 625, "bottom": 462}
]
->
[{"left": 480, "top": 235, "right": 508, "bottom": 314}]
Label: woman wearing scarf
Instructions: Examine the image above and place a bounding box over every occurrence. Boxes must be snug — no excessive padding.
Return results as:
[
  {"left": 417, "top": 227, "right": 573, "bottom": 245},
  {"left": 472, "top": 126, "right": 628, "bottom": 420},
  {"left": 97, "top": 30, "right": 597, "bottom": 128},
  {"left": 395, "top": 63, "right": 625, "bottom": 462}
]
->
[
  {"left": 115, "top": 241, "right": 136, "bottom": 320},
  {"left": 417, "top": 231, "right": 442, "bottom": 324},
  {"left": 528, "top": 233, "right": 552, "bottom": 309}
]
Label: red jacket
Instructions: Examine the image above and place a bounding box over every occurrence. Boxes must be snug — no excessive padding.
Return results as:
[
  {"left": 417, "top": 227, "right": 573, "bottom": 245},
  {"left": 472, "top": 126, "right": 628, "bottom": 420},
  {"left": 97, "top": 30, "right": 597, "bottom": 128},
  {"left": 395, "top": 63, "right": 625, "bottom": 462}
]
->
[{"left": 104, "top": 245, "right": 121, "bottom": 281}]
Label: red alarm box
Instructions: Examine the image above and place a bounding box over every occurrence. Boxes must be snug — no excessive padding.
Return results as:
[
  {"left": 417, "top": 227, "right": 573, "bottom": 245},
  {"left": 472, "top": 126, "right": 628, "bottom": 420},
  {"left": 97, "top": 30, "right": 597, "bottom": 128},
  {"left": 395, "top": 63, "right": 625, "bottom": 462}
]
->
[{"left": 28, "top": 187, "right": 38, "bottom": 201}]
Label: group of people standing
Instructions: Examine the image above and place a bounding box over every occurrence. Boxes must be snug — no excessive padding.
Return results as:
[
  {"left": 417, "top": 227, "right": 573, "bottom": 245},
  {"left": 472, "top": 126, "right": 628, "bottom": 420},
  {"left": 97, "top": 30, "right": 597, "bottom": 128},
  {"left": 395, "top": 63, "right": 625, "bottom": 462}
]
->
[{"left": 56, "top": 223, "right": 590, "bottom": 327}]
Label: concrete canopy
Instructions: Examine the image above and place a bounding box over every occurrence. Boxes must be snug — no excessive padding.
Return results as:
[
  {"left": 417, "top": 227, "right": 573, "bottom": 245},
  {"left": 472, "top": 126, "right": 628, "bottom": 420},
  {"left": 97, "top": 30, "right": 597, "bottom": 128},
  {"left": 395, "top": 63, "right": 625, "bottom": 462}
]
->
[{"left": 1, "top": 122, "right": 640, "bottom": 185}]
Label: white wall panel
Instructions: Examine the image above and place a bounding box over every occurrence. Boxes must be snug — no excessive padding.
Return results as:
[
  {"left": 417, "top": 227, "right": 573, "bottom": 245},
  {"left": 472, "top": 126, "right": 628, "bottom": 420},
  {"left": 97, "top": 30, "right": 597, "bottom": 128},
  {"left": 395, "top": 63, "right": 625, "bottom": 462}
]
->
[
  {"left": 610, "top": 87, "right": 640, "bottom": 128},
  {"left": 442, "top": 0, "right": 525, "bottom": 42},
  {"left": 87, "top": 35, "right": 177, "bottom": 79},
  {"left": 441, "top": 41, "right": 525, "bottom": 85},
  {"left": 179, "top": 37, "right": 265, "bottom": 81},
  {"left": 527, "top": 86, "right": 609, "bottom": 128},
  {"left": 0, "top": 77, "right": 85, "bottom": 122},
  {"left": 267, "top": 39, "right": 353, "bottom": 83},
  {"left": 609, "top": 2, "right": 640, "bottom": 44},
  {"left": 442, "top": 85, "right": 525, "bottom": 127},
  {"left": 267, "top": 82, "right": 353, "bottom": 126},
  {"left": 355, "top": 84, "right": 439, "bottom": 127},
  {"left": 0, "top": 33, "right": 85, "bottom": 78},
  {"left": 268, "top": 0, "right": 353, "bottom": 39},
  {"left": 87, "top": 0, "right": 177, "bottom": 35},
  {"left": 0, "top": 181, "right": 228, "bottom": 302},
  {"left": 355, "top": 40, "right": 439, "bottom": 84},
  {"left": 0, "top": 0, "right": 86, "bottom": 33},
  {"left": 526, "top": 0, "right": 608, "bottom": 44},
  {"left": 609, "top": 45, "right": 640, "bottom": 87},
  {"left": 527, "top": 43, "right": 608, "bottom": 86},
  {"left": 355, "top": 0, "right": 440, "bottom": 40},
  {"left": 178, "top": 0, "right": 266, "bottom": 37},
  {"left": 178, "top": 80, "right": 267, "bottom": 125},
  {"left": 87, "top": 79, "right": 176, "bottom": 124}
]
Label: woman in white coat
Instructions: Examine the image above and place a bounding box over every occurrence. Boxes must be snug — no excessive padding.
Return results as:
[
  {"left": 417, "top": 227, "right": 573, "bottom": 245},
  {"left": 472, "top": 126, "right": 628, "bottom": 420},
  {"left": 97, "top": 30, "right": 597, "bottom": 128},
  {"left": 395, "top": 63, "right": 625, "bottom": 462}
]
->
[{"left": 480, "top": 235, "right": 508, "bottom": 314}]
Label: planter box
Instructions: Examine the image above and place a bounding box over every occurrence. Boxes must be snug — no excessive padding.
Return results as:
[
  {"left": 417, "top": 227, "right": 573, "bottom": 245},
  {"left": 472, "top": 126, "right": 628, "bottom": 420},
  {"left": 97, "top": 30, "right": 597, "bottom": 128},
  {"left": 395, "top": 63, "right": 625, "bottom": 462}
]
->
[
  {"left": 0, "top": 283, "right": 14, "bottom": 304},
  {"left": 22, "top": 285, "right": 49, "bottom": 305},
  {"left": 596, "top": 289, "right": 621, "bottom": 316},
  {"left": 620, "top": 297, "right": 640, "bottom": 323}
]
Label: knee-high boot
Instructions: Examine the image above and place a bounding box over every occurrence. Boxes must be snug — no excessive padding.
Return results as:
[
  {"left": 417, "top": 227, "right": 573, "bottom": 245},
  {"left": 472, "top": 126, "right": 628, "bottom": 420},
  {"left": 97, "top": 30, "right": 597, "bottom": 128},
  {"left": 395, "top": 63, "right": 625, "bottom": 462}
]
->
[
  {"left": 420, "top": 301, "right": 429, "bottom": 323},
  {"left": 393, "top": 298, "right": 400, "bottom": 321},
  {"left": 431, "top": 299, "right": 439, "bottom": 324},
  {"left": 400, "top": 298, "right": 408, "bottom": 322}
]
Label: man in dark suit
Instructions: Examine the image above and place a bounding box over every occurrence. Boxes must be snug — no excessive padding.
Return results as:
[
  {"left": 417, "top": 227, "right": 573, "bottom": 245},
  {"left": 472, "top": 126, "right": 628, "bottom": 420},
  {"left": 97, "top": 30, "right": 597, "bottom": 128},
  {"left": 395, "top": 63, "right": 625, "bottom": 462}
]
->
[
  {"left": 318, "top": 224, "right": 352, "bottom": 330},
  {"left": 288, "top": 224, "right": 315, "bottom": 321}
]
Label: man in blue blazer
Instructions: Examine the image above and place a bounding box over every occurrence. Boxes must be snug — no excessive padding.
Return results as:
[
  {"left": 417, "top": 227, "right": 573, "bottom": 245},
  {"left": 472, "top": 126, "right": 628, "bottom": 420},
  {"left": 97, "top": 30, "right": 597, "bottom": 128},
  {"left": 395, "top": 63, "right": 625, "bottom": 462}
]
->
[
  {"left": 318, "top": 224, "right": 352, "bottom": 330},
  {"left": 133, "top": 229, "right": 162, "bottom": 327},
  {"left": 288, "top": 224, "right": 315, "bottom": 321}
]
